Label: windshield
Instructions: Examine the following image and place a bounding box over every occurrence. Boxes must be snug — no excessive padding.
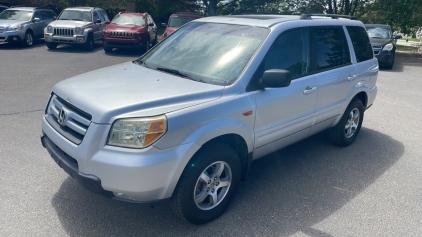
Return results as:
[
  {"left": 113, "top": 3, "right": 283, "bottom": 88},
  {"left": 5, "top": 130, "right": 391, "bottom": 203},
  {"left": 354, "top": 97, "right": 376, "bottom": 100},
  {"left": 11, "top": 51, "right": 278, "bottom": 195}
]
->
[
  {"left": 0, "top": 10, "right": 32, "bottom": 21},
  {"left": 111, "top": 15, "right": 145, "bottom": 26},
  {"left": 59, "top": 10, "right": 91, "bottom": 22},
  {"left": 136, "top": 22, "right": 269, "bottom": 86},
  {"left": 367, "top": 26, "right": 392, "bottom": 39},
  {"left": 168, "top": 17, "right": 197, "bottom": 28}
]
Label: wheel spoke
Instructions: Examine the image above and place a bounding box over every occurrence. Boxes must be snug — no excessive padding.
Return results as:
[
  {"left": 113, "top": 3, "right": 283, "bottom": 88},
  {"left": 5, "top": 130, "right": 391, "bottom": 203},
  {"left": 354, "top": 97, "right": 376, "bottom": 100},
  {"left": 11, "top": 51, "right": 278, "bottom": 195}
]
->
[
  {"left": 200, "top": 172, "right": 211, "bottom": 184},
  {"left": 218, "top": 179, "right": 230, "bottom": 188},
  {"left": 210, "top": 192, "right": 218, "bottom": 205},
  {"left": 195, "top": 190, "right": 209, "bottom": 204},
  {"left": 215, "top": 162, "right": 225, "bottom": 177}
]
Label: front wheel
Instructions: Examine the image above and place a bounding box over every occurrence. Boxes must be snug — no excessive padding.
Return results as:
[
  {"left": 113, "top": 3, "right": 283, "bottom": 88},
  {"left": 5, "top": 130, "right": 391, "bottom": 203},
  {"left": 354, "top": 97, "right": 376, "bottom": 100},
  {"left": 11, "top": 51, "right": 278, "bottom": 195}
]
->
[
  {"left": 171, "top": 143, "right": 241, "bottom": 224},
  {"left": 328, "top": 98, "right": 364, "bottom": 147},
  {"left": 23, "top": 31, "right": 34, "bottom": 47},
  {"left": 84, "top": 35, "right": 94, "bottom": 51},
  {"left": 46, "top": 42, "right": 58, "bottom": 49},
  {"left": 385, "top": 53, "right": 395, "bottom": 69}
]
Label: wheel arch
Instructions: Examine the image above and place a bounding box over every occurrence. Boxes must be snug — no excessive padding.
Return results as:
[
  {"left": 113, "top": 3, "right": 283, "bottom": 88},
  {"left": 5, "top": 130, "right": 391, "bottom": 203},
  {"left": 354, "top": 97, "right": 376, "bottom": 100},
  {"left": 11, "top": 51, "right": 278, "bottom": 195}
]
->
[{"left": 353, "top": 91, "right": 368, "bottom": 109}]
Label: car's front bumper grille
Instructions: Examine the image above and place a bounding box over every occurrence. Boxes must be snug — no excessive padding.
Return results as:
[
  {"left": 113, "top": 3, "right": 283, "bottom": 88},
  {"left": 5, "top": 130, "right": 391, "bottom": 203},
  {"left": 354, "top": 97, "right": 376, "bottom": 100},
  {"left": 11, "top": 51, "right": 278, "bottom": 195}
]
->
[
  {"left": 109, "top": 31, "right": 133, "bottom": 38},
  {"left": 372, "top": 46, "right": 382, "bottom": 55},
  {"left": 0, "top": 27, "right": 4, "bottom": 33},
  {"left": 53, "top": 28, "right": 74, "bottom": 36},
  {"left": 45, "top": 94, "right": 92, "bottom": 145}
]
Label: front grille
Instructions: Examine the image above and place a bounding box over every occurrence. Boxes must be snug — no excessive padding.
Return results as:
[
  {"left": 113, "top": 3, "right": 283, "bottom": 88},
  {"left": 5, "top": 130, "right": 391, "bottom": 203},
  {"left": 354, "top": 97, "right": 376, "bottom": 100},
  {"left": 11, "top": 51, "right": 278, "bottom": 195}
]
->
[
  {"left": 0, "top": 27, "right": 4, "bottom": 33},
  {"left": 372, "top": 46, "right": 382, "bottom": 55},
  {"left": 53, "top": 28, "right": 74, "bottom": 36},
  {"left": 46, "top": 94, "right": 92, "bottom": 145},
  {"left": 109, "top": 31, "right": 133, "bottom": 38}
]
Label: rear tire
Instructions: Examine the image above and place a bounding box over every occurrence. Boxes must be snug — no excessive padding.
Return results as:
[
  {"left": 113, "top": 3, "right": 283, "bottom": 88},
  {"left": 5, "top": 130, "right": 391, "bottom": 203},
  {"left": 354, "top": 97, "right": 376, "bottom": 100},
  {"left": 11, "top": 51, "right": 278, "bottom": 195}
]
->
[
  {"left": 46, "top": 42, "right": 58, "bottom": 49},
  {"left": 328, "top": 98, "right": 364, "bottom": 147},
  {"left": 171, "top": 143, "right": 241, "bottom": 224}
]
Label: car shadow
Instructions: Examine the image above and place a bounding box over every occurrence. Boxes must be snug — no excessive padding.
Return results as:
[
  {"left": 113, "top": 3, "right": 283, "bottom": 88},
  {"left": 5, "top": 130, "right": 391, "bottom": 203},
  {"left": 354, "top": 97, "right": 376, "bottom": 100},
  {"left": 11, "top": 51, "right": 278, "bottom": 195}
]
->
[
  {"left": 383, "top": 52, "right": 422, "bottom": 72},
  {"left": 104, "top": 48, "right": 146, "bottom": 58},
  {"left": 51, "top": 128, "right": 403, "bottom": 236},
  {"left": 0, "top": 39, "right": 46, "bottom": 50},
  {"left": 45, "top": 41, "right": 103, "bottom": 53}
]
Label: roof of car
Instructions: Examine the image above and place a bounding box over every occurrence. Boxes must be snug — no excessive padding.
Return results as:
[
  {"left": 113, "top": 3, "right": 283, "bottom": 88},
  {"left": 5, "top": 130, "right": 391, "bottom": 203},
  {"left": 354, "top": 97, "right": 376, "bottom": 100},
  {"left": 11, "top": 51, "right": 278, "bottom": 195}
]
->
[
  {"left": 196, "top": 14, "right": 362, "bottom": 28},
  {"left": 8, "top": 7, "right": 36, "bottom": 11},
  {"left": 64, "top": 7, "right": 98, "bottom": 11},
  {"left": 365, "top": 24, "right": 391, "bottom": 28},
  {"left": 118, "top": 12, "right": 146, "bottom": 16},
  {"left": 170, "top": 12, "right": 202, "bottom": 18}
]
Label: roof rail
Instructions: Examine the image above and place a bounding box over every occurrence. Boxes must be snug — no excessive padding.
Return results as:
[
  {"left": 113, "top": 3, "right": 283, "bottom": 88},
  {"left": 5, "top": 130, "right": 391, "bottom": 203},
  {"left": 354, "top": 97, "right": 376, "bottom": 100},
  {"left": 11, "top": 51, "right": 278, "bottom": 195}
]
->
[
  {"left": 174, "top": 12, "right": 201, "bottom": 15},
  {"left": 300, "top": 14, "right": 358, "bottom": 20}
]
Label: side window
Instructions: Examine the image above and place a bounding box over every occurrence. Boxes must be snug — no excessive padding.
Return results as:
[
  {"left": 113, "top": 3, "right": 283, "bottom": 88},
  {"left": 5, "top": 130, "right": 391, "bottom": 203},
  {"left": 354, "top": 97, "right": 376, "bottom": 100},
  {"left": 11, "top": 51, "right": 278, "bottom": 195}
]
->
[
  {"left": 93, "top": 11, "right": 99, "bottom": 22},
  {"left": 101, "top": 10, "right": 109, "bottom": 21},
  {"left": 33, "top": 11, "right": 42, "bottom": 20},
  {"left": 346, "top": 26, "right": 373, "bottom": 63},
  {"left": 41, "top": 11, "right": 54, "bottom": 20},
  {"left": 97, "top": 10, "right": 105, "bottom": 22},
  {"left": 312, "top": 27, "right": 351, "bottom": 71},
  {"left": 264, "top": 28, "right": 310, "bottom": 79},
  {"left": 148, "top": 15, "right": 154, "bottom": 25}
]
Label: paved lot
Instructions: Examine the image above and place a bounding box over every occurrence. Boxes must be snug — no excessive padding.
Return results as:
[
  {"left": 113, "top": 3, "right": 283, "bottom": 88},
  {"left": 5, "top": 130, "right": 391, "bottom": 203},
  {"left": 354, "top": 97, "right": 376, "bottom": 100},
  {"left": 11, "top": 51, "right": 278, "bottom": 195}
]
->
[{"left": 0, "top": 41, "right": 421, "bottom": 237}]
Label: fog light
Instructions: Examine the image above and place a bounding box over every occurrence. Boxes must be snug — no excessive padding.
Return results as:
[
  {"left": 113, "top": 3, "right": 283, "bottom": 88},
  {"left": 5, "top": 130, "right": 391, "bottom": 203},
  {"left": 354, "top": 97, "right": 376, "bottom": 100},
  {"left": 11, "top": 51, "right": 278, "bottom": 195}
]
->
[{"left": 76, "top": 36, "right": 85, "bottom": 43}]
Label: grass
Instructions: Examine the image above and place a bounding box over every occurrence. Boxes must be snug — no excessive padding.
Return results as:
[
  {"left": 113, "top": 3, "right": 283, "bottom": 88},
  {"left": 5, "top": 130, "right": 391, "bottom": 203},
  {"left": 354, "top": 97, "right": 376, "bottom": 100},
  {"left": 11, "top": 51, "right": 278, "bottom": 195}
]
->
[
  {"left": 396, "top": 44, "right": 420, "bottom": 53},
  {"left": 403, "top": 38, "right": 421, "bottom": 43}
]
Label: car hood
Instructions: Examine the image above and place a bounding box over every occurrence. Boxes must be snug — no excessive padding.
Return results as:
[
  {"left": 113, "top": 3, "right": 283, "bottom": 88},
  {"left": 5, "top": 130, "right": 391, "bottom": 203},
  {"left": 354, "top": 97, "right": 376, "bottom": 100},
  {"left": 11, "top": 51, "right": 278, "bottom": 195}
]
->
[
  {"left": 48, "top": 20, "right": 92, "bottom": 28},
  {"left": 52, "top": 62, "right": 224, "bottom": 124},
  {"left": 0, "top": 20, "right": 27, "bottom": 27},
  {"left": 105, "top": 24, "right": 146, "bottom": 32},
  {"left": 369, "top": 37, "right": 393, "bottom": 46}
]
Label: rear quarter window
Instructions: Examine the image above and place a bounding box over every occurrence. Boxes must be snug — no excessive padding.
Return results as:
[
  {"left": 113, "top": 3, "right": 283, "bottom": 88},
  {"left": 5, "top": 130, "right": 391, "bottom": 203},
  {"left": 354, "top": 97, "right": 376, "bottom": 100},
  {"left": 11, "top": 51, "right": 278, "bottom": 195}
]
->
[{"left": 346, "top": 26, "right": 373, "bottom": 63}]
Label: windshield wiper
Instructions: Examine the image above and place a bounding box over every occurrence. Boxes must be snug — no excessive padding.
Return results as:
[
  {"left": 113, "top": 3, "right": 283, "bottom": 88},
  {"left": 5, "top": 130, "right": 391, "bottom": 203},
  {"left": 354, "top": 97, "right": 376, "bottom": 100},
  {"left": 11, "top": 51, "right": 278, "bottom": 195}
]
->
[
  {"left": 156, "top": 67, "right": 197, "bottom": 81},
  {"left": 133, "top": 59, "right": 150, "bottom": 68},
  {"left": 72, "top": 19, "right": 83, "bottom": 21}
]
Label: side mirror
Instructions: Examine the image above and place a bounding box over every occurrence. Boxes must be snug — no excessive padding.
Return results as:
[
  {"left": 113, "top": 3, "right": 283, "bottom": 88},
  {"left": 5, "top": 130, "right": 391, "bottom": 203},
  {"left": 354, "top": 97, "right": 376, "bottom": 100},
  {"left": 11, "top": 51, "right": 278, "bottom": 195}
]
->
[
  {"left": 148, "top": 22, "right": 154, "bottom": 27},
  {"left": 95, "top": 19, "right": 101, "bottom": 24},
  {"left": 33, "top": 17, "right": 40, "bottom": 22},
  {"left": 161, "top": 23, "right": 167, "bottom": 27},
  {"left": 105, "top": 20, "right": 110, "bottom": 24},
  {"left": 53, "top": 16, "right": 57, "bottom": 20},
  {"left": 393, "top": 35, "right": 402, "bottom": 39},
  {"left": 260, "top": 69, "right": 292, "bottom": 88}
]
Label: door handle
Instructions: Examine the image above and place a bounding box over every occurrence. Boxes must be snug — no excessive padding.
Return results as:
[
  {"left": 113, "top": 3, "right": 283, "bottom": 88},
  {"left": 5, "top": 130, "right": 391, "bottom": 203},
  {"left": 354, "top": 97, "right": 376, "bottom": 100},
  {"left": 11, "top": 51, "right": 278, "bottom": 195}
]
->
[
  {"left": 303, "top": 86, "right": 317, "bottom": 95},
  {"left": 347, "top": 74, "right": 357, "bottom": 81}
]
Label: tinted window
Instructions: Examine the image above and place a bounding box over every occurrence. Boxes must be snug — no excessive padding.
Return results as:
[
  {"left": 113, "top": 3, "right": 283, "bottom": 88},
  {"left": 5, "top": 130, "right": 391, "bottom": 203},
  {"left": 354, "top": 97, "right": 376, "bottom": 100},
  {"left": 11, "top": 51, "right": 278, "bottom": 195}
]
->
[
  {"left": 347, "top": 26, "right": 373, "bottom": 63},
  {"left": 97, "top": 10, "right": 105, "bottom": 22},
  {"left": 313, "top": 27, "right": 350, "bottom": 70},
  {"left": 265, "top": 28, "right": 310, "bottom": 79},
  {"left": 93, "top": 11, "right": 99, "bottom": 22}
]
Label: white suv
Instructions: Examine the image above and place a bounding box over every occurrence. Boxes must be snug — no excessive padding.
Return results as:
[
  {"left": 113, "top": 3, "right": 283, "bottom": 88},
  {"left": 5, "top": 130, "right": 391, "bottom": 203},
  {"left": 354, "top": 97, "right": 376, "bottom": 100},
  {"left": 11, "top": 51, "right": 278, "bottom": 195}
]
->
[{"left": 41, "top": 14, "right": 378, "bottom": 224}]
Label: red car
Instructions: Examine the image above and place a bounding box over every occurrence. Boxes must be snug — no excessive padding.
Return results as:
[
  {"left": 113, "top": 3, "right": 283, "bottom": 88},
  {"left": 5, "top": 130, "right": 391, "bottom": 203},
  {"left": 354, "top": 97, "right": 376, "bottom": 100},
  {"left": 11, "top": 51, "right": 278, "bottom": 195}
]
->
[
  {"left": 162, "top": 12, "right": 202, "bottom": 39},
  {"left": 102, "top": 12, "right": 157, "bottom": 53}
]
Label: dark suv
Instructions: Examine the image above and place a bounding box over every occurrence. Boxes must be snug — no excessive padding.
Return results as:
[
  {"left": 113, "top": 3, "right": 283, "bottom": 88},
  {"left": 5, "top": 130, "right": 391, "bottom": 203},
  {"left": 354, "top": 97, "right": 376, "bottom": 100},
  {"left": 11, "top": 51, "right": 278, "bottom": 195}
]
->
[
  {"left": 365, "top": 24, "right": 401, "bottom": 69},
  {"left": 102, "top": 12, "right": 157, "bottom": 53}
]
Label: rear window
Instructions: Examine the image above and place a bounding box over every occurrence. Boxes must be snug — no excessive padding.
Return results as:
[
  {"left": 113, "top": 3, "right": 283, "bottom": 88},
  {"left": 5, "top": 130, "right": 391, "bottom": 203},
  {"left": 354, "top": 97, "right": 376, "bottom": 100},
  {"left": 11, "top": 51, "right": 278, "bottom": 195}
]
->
[
  {"left": 346, "top": 26, "right": 373, "bottom": 63},
  {"left": 168, "top": 17, "right": 197, "bottom": 27}
]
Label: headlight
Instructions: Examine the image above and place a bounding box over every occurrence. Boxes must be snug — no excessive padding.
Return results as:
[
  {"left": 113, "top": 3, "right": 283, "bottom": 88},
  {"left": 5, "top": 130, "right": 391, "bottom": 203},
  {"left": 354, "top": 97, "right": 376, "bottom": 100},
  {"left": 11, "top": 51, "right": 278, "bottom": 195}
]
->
[
  {"left": 75, "top": 27, "right": 82, "bottom": 34},
  {"left": 383, "top": 43, "right": 394, "bottom": 51},
  {"left": 47, "top": 26, "right": 53, "bottom": 33},
  {"left": 6, "top": 25, "right": 21, "bottom": 31},
  {"left": 107, "top": 115, "right": 167, "bottom": 149}
]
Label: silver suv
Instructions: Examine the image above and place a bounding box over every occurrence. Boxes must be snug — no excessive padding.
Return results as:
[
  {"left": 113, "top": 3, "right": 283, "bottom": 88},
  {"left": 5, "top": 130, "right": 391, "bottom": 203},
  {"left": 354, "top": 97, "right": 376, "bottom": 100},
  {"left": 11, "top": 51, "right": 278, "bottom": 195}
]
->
[
  {"left": 44, "top": 7, "right": 109, "bottom": 51},
  {"left": 0, "top": 7, "right": 56, "bottom": 46},
  {"left": 41, "top": 14, "right": 378, "bottom": 224}
]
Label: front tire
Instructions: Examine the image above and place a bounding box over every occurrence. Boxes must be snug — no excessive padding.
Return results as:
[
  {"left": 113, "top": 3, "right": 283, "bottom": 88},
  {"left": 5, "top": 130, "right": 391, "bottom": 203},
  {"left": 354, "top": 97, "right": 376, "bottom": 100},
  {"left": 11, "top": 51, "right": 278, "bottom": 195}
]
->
[
  {"left": 328, "top": 98, "right": 364, "bottom": 146},
  {"left": 46, "top": 42, "right": 58, "bottom": 49},
  {"left": 385, "top": 52, "right": 395, "bottom": 69},
  {"left": 84, "top": 34, "right": 94, "bottom": 51},
  {"left": 171, "top": 143, "right": 241, "bottom": 224},
  {"left": 23, "top": 31, "right": 34, "bottom": 47}
]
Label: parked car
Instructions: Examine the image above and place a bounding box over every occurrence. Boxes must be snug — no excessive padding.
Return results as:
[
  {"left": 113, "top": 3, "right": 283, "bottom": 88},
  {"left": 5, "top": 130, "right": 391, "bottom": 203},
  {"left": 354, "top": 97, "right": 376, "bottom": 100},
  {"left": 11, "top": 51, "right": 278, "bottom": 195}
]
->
[
  {"left": 0, "top": 6, "right": 56, "bottom": 46},
  {"left": 161, "top": 12, "right": 201, "bottom": 39},
  {"left": 41, "top": 14, "right": 378, "bottom": 224},
  {"left": 0, "top": 4, "right": 8, "bottom": 13},
  {"left": 102, "top": 12, "right": 157, "bottom": 53},
  {"left": 365, "top": 24, "right": 400, "bottom": 69},
  {"left": 44, "top": 7, "right": 109, "bottom": 51}
]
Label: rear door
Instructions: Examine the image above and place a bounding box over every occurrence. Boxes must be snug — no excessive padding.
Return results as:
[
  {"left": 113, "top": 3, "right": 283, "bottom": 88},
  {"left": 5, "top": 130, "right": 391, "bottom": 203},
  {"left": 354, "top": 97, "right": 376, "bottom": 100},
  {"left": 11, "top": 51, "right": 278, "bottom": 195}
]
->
[{"left": 310, "top": 26, "right": 358, "bottom": 134}]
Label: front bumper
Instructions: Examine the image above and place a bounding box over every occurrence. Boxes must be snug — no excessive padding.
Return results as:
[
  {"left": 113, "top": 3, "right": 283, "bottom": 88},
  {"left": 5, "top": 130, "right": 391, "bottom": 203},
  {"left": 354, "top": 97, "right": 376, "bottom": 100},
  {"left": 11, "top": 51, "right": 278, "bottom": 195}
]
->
[
  {"left": 103, "top": 38, "right": 144, "bottom": 49},
  {"left": 0, "top": 30, "right": 24, "bottom": 42},
  {"left": 375, "top": 50, "right": 395, "bottom": 66},
  {"left": 41, "top": 115, "right": 200, "bottom": 203},
  {"left": 44, "top": 33, "right": 88, "bottom": 44}
]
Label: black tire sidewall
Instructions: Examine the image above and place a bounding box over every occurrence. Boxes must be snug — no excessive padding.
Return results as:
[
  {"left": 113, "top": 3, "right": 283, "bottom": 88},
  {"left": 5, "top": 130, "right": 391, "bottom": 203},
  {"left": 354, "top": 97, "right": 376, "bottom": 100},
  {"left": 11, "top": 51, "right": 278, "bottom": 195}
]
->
[
  {"left": 173, "top": 143, "right": 241, "bottom": 224},
  {"left": 335, "top": 99, "right": 364, "bottom": 146},
  {"left": 84, "top": 34, "right": 94, "bottom": 51}
]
